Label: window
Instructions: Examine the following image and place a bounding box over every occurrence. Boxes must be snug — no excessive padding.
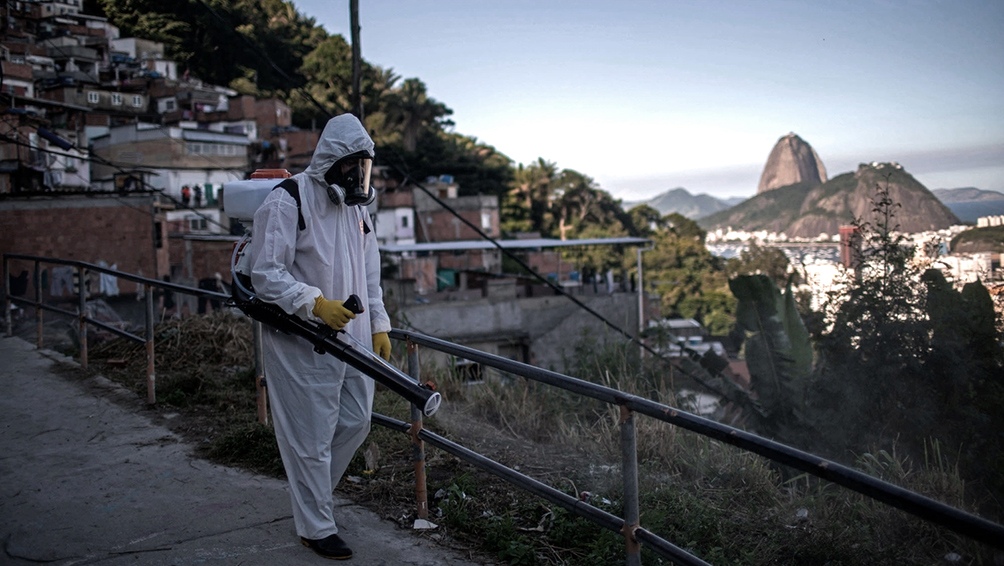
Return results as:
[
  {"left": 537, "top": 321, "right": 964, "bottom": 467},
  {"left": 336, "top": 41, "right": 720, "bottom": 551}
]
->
[
  {"left": 186, "top": 142, "right": 243, "bottom": 157},
  {"left": 188, "top": 217, "right": 208, "bottom": 231},
  {"left": 87, "top": 91, "right": 99, "bottom": 104},
  {"left": 401, "top": 215, "right": 409, "bottom": 228},
  {"left": 481, "top": 212, "right": 491, "bottom": 230},
  {"left": 164, "top": 99, "right": 176, "bottom": 111},
  {"left": 132, "top": 95, "right": 142, "bottom": 107},
  {"left": 111, "top": 93, "right": 122, "bottom": 106}
]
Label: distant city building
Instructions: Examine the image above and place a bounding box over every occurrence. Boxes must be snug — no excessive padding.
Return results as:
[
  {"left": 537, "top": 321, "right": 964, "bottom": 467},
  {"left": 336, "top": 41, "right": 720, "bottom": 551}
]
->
[
  {"left": 839, "top": 225, "right": 861, "bottom": 270},
  {"left": 90, "top": 123, "right": 250, "bottom": 212}
]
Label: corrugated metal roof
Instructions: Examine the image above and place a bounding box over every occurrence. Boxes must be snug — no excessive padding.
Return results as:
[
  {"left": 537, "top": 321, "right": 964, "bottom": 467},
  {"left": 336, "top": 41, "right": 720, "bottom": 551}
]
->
[{"left": 380, "top": 237, "right": 651, "bottom": 254}]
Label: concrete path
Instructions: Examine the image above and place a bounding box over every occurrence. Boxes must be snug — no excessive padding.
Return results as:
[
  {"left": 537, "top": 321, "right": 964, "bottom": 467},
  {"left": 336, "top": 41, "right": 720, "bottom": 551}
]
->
[{"left": 0, "top": 335, "right": 486, "bottom": 565}]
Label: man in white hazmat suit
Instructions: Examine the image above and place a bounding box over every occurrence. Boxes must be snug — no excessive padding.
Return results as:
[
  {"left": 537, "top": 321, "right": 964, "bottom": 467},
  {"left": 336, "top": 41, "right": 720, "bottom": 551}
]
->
[{"left": 249, "top": 113, "right": 391, "bottom": 560}]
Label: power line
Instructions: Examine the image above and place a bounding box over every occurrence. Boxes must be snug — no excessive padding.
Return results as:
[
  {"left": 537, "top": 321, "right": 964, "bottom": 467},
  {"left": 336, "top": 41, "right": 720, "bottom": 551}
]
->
[
  {"left": 182, "top": 0, "right": 736, "bottom": 400},
  {"left": 390, "top": 160, "right": 734, "bottom": 399},
  {"left": 7, "top": 2, "right": 738, "bottom": 401},
  {"left": 0, "top": 131, "right": 232, "bottom": 232}
]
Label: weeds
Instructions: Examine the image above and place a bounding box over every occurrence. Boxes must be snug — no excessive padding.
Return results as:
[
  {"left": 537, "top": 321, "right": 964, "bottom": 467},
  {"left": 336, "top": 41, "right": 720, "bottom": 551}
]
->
[{"left": 85, "top": 313, "right": 997, "bottom": 565}]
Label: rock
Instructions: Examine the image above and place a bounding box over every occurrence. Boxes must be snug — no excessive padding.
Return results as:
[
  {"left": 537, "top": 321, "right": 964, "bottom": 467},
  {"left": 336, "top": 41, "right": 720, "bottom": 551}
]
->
[
  {"left": 702, "top": 161, "right": 960, "bottom": 238},
  {"left": 757, "top": 132, "right": 828, "bottom": 194}
]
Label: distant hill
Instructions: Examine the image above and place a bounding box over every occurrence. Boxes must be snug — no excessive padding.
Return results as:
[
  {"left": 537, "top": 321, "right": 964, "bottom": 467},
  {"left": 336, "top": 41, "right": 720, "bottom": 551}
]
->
[
  {"left": 932, "top": 187, "right": 1004, "bottom": 203},
  {"left": 931, "top": 187, "right": 1004, "bottom": 223},
  {"left": 699, "top": 162, "right": 960, "bottom": 238},
  {"left": 624, "top": 187, "right": 735, "bottom": 219}
]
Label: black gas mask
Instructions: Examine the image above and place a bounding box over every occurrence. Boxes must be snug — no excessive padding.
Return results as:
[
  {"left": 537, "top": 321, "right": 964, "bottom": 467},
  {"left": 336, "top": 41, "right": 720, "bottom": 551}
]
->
[{"left": 324, "top": 150, "right": 374, "bottom": 206}]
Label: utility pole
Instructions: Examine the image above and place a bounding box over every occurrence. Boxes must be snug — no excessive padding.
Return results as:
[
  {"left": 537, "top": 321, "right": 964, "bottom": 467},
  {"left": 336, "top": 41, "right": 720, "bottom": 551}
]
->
[{"left": 350, "top": 0, "right": 363, "bottom": 120}]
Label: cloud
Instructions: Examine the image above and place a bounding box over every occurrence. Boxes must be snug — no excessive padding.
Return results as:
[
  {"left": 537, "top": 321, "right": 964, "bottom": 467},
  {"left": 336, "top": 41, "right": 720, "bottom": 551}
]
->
[{"left": 827, "top": 143, "right": 1004, "bottom": 177}]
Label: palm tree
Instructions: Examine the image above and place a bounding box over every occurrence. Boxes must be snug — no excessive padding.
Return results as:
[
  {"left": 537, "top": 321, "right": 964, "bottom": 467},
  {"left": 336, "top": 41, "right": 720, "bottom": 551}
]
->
[
  {"left": 384, "top": 78, "right": 452, "bottom": 152},
  {"left": 363, "top": 66, "right": 401, "bottom": 145},
  {"left": 504, "top": 158, "right": 559, "bottom": 236}
]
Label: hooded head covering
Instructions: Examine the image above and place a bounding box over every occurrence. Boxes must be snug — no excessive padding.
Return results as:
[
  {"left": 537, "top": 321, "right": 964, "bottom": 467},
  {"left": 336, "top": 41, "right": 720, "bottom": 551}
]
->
[{"left": 304, "top": 114, "right": 375, "bottom": 201}]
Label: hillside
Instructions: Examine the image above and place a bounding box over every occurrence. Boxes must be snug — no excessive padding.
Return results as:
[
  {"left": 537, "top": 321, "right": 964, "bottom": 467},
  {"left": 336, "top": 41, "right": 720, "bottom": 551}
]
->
[
  {"left": 951, "top": 225, "right": 1004, "bottom": 253},
  {"left": 623, "top": 187, "right": 734, "bottom": 219},
  {"left": 700, "top": 163, "right": 960, "bottom": 238}
]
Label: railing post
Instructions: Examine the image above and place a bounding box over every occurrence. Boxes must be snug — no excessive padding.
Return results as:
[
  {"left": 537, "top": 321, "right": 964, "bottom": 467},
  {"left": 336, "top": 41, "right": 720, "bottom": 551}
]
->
[
  {"left": 77, "top": 265, "right": 89, "bottom": 366},
  {"left": 407, "top": 338, "right": 431, "bottom": 525},
  {"left": 620, "top": 404, "right": 641, "bottom": 566},
  {"left": 144, "top": 284, "right": 156, "bottom": 404},
  {"left": 253, "top": 320, "right": 268, "bottom": 425},
  {"left": 3, "top": 256, "right": 10, "bottom": 338},
  {"left": 35, "top": 261, "right": 44, "bottom": 349}
]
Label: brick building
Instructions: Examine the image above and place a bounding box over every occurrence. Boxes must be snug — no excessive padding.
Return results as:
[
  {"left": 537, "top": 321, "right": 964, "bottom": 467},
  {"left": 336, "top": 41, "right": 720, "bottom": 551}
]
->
[{"left": 1, "top": 194, "right": 165, "bottom": 299}]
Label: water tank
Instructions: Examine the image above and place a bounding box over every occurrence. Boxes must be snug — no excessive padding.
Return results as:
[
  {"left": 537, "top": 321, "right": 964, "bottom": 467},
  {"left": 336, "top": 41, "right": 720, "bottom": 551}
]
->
[{"left": 222, "top": 169, "right": 290, "bottom": 223}]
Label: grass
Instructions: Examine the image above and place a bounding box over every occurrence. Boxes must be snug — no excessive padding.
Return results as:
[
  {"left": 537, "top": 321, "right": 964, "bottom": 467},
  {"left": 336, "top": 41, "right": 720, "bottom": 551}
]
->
[{"left": 84, "top": 312, "right": 999, "bottom": 565}]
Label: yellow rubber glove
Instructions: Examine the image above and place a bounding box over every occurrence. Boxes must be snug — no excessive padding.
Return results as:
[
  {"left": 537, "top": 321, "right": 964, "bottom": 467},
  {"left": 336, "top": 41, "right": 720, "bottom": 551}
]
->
[
  {"left": 372, "top": 332, "right": 392, "bottom": 361},
  {"left": 312, "top": 295, "right": 355, "bottom": 330}
]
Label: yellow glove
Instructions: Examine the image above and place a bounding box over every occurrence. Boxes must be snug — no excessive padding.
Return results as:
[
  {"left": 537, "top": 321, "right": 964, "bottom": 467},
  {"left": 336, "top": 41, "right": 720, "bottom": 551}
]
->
[
  {"left": 312, "top": 295, "right": 356, "bottom": 330},
  {"left": 372, "top": 332, "right": 392, "bottom": 361}
]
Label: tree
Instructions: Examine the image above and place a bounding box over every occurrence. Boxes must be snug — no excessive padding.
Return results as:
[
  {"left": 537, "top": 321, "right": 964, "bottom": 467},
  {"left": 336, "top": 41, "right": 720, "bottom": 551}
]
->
[
  {"left": 362, "top": 67, "right": 403, "bottom": 146},
  {"left": 394, "top": 130, "right": 514, "bottom": 198},
  {"left": 725, "top": 241, "right": 795, "bottom": 286},
  {"left": 503, "top": 159, "right": 559, "bottom": 236},
  {"left": 553, "top": 170, "right": 633, "bottom": 240},
  {"left": 95, "top": 0, "right": 320, "bottom": 95},
  {"left": 794, "top": 178, "right": 1004, "bottom": 511},
  {"left": 383, "top": 78, "right": 453, "bottom": 153},
  {"left": 293, "top": 34, "right": 355, "bottom": 123},
  {"left": 921, "top": 269, "right": 1004, "bottom": 503},
  {"left": 627, "top": 205, "right": 665, "bottom": 237},
  {"left": 642, "top": 216, "right": 735, "bottom": 335}
]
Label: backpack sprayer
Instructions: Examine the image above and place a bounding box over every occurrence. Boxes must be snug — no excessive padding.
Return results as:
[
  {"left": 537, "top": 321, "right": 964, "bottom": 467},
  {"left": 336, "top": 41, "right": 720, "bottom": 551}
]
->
[{"left": 223, "top": 169, "right": 441, "bottom": 417}]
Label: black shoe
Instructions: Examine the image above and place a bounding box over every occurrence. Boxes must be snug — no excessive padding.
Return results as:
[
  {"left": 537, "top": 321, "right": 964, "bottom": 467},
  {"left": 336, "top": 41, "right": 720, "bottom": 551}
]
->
[{"left": 300, "top": 533, "right": 353, "bottom": 560}]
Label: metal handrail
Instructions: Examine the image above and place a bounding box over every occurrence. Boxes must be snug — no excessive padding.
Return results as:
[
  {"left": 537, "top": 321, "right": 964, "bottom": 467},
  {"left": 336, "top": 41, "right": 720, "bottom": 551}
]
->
[
  {"left": 4, "top": 253, "right": 228, "bottom": 300},
  {"left": 3, "top": 253, "right": 230, "bottom": 404},
  {"left": 7, "top": 254, "right": 1001, "bottom": 563},
  {"left": 372, "top": 412, "right": 709, "bottom": 566},
  {"left": 390, "top": 328, "right": 1004, "bottom": 551}
]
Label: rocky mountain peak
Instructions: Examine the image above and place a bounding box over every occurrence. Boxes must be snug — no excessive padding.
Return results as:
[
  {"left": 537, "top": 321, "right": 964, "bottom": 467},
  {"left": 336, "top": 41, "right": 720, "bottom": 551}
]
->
[
  {"left": 701, "top": 159, "right": 960, "bottom": 238},
  {"left": 757, "top": 132, "right": 828, "bottom": 194}
]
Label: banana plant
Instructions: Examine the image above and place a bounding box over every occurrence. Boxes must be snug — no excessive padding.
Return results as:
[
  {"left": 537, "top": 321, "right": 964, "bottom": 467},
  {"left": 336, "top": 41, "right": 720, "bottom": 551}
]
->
[{"left": 728, "top": 274, "right": 813, "bottom": 436}]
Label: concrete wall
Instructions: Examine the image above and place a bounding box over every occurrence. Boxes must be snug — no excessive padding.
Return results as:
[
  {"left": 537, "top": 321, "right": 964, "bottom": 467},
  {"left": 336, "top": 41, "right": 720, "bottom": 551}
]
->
[{"left": 397, "top": 291, "right": 639, "bottom": 373}]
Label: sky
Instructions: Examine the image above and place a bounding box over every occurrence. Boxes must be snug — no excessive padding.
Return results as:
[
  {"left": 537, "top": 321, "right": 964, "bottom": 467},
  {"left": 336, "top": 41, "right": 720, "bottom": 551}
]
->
[{"left": 294, "top": 0, "right": 1004, "bottom": 201}]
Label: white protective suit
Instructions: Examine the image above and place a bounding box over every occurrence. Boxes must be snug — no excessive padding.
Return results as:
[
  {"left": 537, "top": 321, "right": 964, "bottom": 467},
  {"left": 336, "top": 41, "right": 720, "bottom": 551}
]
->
[{"left": 249, "top": 114, "right": 391, "bottom": 540}]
